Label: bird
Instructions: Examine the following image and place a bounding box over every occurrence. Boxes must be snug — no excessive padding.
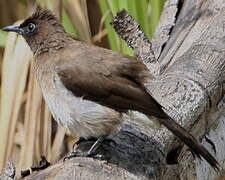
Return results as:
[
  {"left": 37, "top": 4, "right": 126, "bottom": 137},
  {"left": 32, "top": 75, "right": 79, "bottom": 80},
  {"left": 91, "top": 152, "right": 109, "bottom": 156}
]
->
[{"left": 3, "top": 7, "right": 219, "bottom": 171}]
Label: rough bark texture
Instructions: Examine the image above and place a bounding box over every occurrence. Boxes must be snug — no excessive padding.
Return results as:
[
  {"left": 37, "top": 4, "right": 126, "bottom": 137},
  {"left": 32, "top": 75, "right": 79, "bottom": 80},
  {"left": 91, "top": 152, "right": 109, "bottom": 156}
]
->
[
  {"left": 0, "top": 160, "right": 16, "bottom": 180},
  {"left": 112, "top": 9, "right": 158, "bottom": 76},
  {"left": 6, "top": 0, "right": 225, "bottom": 179},
  {"left": 111, "top": 0, "right": 225, "bottom": 179},
  {"left": 19, "top": 123, "right": 166, "bottom": 180}
]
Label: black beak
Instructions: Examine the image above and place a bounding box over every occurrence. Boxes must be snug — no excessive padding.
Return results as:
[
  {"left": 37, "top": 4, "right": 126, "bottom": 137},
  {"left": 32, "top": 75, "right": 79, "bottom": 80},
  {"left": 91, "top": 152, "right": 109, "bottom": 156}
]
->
[{"left": 2, "top": 25, "right": 24, "bottom": 35}]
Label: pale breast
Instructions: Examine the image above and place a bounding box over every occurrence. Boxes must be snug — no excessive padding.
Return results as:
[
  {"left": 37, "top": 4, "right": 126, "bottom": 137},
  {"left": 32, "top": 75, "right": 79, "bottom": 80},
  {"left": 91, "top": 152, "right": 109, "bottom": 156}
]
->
[{"left": 39, "top": 73, "right": 123, "bottom": 138}]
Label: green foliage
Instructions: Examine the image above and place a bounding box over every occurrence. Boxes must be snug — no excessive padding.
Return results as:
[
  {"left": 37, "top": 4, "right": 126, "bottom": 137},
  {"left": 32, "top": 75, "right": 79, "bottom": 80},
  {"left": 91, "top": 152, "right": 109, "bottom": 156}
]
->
[
  {"left": 149, "top": 0, "right": 165, "bottom": 36},
  {"left": 19, "top": 0, "right": 27, "bottom": 5},
  {"left": 0, "top": 30, "right": 7, "bottom": 47},
  {"left": 62, "top": 10, "right": 77, "bottom": 37}
]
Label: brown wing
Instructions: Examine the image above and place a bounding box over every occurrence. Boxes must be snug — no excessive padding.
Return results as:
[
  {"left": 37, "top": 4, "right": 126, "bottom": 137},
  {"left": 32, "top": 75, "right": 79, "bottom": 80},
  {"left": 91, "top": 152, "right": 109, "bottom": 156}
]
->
[
  {"left": 55, "top": 49, "right": 165, "bottom": 117},
  {"left": 56, "top": 45, "right": 219, "bottom": 170}
]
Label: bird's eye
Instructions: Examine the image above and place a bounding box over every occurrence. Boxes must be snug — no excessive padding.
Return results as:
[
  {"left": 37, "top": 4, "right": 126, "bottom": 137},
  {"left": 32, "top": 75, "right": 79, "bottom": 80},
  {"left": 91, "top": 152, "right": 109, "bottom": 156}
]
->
[{"left": 27, "top": 23, "right": 36, "bottom": 32}]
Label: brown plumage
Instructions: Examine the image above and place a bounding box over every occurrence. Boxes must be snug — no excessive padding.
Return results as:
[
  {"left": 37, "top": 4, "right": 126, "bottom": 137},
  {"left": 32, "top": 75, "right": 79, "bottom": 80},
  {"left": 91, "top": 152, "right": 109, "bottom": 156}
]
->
[{"left": 3, "top": 7, "right": 219, "bottom": 171}]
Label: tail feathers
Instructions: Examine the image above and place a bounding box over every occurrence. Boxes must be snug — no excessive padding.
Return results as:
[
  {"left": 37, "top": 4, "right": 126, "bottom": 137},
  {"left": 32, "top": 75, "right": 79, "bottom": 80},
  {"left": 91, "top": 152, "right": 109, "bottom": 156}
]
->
[{"left": 157, "top": 117, "right": 220, "bottom": 172}]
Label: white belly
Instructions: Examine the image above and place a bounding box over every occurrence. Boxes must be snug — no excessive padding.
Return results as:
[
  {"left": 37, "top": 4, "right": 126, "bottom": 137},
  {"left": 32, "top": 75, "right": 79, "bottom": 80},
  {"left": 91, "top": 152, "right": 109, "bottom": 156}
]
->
[{"left": 41, "top": 75, "right": 123, "bottom": 138}]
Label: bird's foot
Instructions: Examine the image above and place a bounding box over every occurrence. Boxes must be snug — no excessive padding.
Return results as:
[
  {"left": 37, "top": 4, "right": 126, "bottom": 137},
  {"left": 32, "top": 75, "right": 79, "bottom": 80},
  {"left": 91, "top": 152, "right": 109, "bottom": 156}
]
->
[
  {"left": 31, "top": 156, "right": 51, "bottom": 171},
  {"left": 21, "top": 156, "right": 51, "bottom": 177},
  {"left": 74, "top": 137, "right": 116, "bottom": 148},
  {"left": 63, "top": 151, "right": 90, "bottom": 161},
  {"left": 65, "top": 136, "right": 107, "bottom": 161},
  {"left": 63, "top": 151, "right": 104, "bottom": 161}
]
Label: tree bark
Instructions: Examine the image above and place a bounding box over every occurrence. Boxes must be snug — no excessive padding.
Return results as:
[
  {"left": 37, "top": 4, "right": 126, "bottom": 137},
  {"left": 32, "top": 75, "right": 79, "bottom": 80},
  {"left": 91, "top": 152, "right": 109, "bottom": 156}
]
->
[{"left": 11, "top": 0, "right": 225, "bottom": 179}]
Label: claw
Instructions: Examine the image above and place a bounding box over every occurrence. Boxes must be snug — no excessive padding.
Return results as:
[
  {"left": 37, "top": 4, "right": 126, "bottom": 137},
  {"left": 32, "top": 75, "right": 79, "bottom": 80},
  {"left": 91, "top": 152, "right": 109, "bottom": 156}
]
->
[
  {"left": 31, "top": 156, "right": 51, "bottom": 171},
  {"left": 65, "top": 136, "right": 106, "bottom": 161},
  {"left": 63, "top": 151, "right": 90, "bottom": 161},
  {"left": 205, "top": 136, "right": 216, "bottom": 154},
  {"left": 21, "top": 156, "right": 51, "bottom": 177}
]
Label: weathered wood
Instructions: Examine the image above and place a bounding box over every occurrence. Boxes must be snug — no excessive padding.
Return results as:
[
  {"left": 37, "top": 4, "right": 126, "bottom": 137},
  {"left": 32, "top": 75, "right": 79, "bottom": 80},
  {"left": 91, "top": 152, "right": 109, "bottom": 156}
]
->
[
  {"left": 0, "top": 160, "right": 15, "bottom": 180},
  {"left": 151, "top": 0, "right": 179, "bottom": 60},
  {"left": 112, "top": 9, "right": 158, "bottom": 76},
  {"left": 21, "top": 123, "right": 166, "bottom": 180}
]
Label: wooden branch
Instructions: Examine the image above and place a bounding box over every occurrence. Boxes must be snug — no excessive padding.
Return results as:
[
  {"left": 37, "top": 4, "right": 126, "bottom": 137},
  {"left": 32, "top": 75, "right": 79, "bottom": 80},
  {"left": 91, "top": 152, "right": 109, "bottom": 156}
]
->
[
  {"left": 111, "top": 9, "right": 159, "bottom": 76},
  {"left": 111, "top": 0, "right": 179, "bottom": 76},
  {"left": 112, "top": 0, "right": 225, "bottom": 151},
  {"left": 111, "top": 0, "right": 225, "bottom": 179},
  {"left": 20, "top": 123, "right": 167, "bottom": 180},
  {"left": 151, "top": 0, "right": 179, "bottom": 60}
]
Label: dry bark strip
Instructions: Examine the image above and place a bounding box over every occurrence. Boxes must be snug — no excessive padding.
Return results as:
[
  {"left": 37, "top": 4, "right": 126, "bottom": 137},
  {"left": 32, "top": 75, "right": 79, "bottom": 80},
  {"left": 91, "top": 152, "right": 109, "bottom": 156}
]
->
[{"left": 14, "top": 0, "right": 225, "bottom": 179}]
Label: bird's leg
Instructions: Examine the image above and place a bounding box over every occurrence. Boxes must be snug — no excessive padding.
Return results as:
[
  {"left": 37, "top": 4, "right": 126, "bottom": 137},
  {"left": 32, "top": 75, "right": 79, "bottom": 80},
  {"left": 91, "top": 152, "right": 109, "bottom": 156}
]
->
[
  {"left": 21, "top": 156, "right": 51, "bottom": 177},
  {"left": 73, "top": 137, "right": 96, "bottom": 150},
  {"left": 73, "top": 136, "right": 116, "bottom": 151},
  {"left": 64, "top": 136, "right": 106, "bottom": 161}
]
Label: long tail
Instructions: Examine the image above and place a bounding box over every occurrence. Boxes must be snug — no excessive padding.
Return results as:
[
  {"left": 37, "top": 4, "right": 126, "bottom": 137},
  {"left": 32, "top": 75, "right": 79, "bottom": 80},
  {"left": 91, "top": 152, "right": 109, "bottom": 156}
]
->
[{"left": 156, "top": 116, "right": 220, "bottom": 172}]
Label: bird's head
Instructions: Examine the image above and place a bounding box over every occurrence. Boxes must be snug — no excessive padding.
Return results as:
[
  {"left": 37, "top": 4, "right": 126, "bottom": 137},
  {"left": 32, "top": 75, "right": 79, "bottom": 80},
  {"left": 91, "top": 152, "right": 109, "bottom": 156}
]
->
[{"left": 3, "top": 6, "right": 69, "bottom": 55}]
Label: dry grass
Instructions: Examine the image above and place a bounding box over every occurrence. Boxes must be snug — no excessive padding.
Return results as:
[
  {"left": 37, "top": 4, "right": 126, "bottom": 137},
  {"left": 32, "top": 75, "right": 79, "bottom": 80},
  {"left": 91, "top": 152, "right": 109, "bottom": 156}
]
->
[
  {"left": 65, "top": 0, "right": 92, "bottom": 43},
  {"left": 0, "top": 29, "right": 71, "bottom": 174},
  {"left": 0, "top": 30, "right": 32, "bottom": 170}
]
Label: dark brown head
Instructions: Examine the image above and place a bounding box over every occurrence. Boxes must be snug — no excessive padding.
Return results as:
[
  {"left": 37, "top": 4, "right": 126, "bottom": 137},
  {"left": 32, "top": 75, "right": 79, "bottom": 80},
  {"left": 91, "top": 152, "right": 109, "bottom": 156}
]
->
[{"left": 3, "top": 7, "right": 70, "bottom": 56}]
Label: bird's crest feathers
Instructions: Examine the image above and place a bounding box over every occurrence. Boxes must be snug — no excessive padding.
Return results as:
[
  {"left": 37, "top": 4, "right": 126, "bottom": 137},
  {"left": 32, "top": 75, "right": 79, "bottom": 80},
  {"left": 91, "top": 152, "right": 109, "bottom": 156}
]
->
[{"left": 20, "top": 6, "right": 59, "bottom": 27}]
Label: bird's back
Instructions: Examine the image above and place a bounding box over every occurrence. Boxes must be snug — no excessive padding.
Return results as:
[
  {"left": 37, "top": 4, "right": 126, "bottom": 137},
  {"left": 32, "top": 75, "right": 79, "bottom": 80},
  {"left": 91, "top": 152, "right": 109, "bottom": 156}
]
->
[{"left": 51, "top": 40, "right": 167, "bottom": 119}]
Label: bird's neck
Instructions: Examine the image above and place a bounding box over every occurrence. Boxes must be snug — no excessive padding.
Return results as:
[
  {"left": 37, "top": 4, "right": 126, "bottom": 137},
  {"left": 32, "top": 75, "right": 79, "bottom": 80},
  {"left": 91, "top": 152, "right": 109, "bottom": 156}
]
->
[{"left": 28, "top": 32, "right": 73, "bottom": 57}]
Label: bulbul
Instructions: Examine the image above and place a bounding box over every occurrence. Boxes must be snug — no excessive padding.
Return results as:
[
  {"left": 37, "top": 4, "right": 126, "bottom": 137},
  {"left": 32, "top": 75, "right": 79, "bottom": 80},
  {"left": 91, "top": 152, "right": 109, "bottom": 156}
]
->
[{"left": 3, "top": 7, "right": 219, "bottom": 171}]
